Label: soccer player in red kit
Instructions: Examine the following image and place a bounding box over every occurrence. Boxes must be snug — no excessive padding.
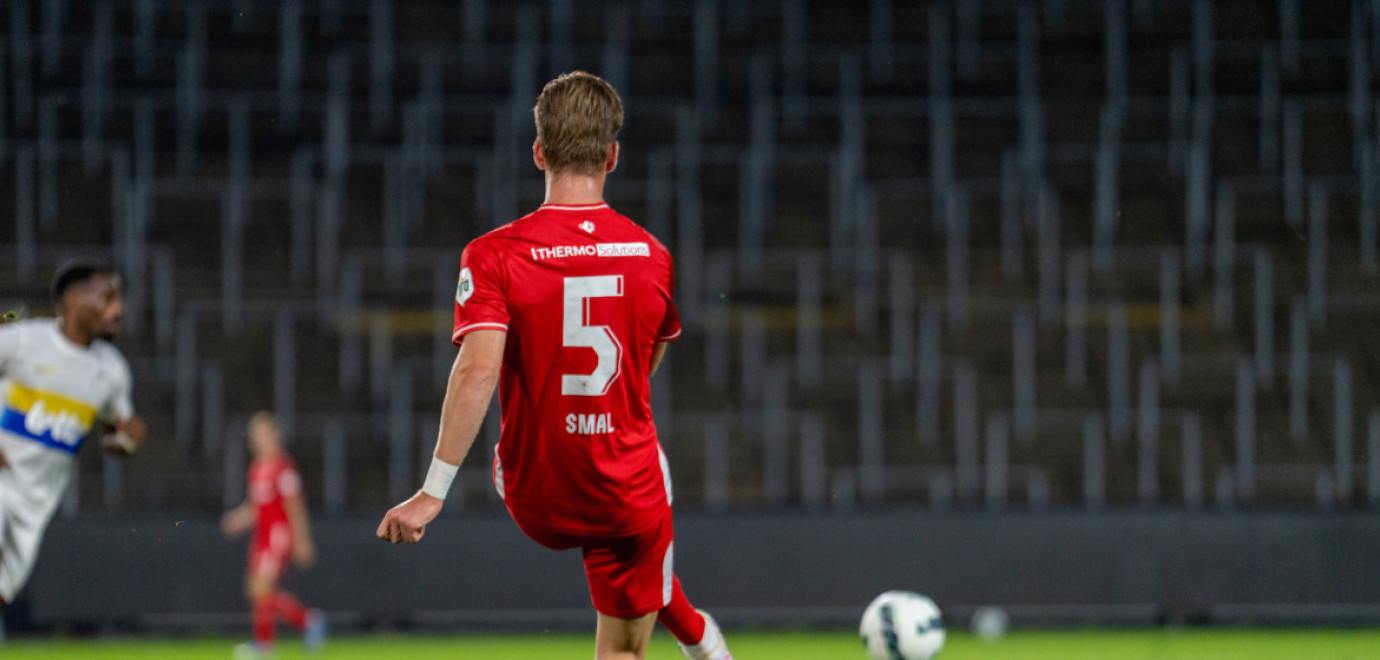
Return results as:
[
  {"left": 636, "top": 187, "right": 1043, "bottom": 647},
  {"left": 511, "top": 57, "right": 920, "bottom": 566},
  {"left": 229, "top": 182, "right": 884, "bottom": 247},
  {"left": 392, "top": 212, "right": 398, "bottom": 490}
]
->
[
  {"left": 377, "top": 71, "right": 731, "bottom": 660},
  {"left": 222, "top": 412, "right": 325, "bottom": 658}
]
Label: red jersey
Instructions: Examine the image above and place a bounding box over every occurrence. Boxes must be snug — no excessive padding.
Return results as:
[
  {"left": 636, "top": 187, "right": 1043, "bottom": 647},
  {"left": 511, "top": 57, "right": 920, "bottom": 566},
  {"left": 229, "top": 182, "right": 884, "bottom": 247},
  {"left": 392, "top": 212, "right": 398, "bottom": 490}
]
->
[
  {"left": 452, "top": 202, "right": 681, "bottom": 536},
  {"left": 248, "top": 454, "right": 302, "bottom": 552}
]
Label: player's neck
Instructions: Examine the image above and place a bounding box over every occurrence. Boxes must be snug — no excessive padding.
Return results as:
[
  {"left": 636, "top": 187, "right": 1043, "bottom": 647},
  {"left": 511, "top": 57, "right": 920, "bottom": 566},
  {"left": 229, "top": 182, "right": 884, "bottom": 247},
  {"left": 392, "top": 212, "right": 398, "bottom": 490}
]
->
[
  {"left": 542, "top": 171, "right": 606, "bottom": 206},
  {"left": 57, "top": 317, "right": 94, "bottom": 347}
]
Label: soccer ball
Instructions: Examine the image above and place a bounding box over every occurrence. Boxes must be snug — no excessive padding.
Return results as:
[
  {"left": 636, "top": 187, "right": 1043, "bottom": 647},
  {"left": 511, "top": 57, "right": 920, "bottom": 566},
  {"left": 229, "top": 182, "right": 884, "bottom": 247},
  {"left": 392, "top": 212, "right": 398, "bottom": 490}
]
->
[{"left": 859, "top": 590, "right": 946, "bottom": 660}]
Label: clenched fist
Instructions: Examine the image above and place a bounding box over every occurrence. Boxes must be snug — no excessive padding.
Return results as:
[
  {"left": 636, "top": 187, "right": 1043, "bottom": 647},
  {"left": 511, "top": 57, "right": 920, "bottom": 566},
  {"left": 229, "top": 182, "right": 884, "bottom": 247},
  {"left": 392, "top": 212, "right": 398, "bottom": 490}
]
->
[{"left": 376, "top": 491, "right": 444, "bottom": 544}]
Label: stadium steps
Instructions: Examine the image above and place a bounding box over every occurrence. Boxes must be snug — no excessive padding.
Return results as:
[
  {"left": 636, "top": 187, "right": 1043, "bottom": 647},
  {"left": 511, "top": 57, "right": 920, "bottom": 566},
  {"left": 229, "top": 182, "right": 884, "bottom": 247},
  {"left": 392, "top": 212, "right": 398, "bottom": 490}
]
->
[{"left": 6, "top": 0, "right": 1371, "bottom": 511}]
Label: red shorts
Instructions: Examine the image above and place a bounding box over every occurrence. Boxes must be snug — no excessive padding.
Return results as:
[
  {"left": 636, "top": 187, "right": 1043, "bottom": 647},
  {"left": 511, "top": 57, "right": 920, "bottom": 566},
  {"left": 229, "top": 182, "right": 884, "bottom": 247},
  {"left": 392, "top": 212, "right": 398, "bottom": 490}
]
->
[
  {"left": 248, "top": 523, "right": 292, "bottom": 582},
  {"left": 516, "top": 508, "right": 675, "bottom": 619}
]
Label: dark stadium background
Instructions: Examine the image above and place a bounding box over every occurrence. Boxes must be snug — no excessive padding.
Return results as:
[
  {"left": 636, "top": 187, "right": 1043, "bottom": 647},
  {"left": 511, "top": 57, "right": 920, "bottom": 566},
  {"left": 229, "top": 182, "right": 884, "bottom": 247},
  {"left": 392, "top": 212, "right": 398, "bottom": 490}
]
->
[{"left": 2, "top": 0, "right": 1379, "bottom": 637}]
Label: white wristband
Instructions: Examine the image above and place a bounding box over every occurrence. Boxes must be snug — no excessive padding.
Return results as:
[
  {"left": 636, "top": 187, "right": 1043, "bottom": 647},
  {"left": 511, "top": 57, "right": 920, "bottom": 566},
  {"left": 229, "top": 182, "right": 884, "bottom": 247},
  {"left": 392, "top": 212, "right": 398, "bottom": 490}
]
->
[{"left": 422, "top": 456, "right": 460, "bottom": 500}]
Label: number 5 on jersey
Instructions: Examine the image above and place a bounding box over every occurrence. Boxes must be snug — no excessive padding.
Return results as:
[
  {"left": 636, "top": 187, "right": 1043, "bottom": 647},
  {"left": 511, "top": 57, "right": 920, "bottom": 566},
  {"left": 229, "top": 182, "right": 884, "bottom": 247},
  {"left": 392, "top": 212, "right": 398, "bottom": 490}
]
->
[{"left": 563, "top": 276, "right": 624, "bottom": 396}]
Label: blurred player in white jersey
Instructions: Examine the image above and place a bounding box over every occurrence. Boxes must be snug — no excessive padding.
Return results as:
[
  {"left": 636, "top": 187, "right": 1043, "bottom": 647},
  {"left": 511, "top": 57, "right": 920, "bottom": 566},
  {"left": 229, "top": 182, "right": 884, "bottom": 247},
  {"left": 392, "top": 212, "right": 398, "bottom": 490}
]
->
[{"left": 0, "top": 260, "right": 147, "bottom": 610}]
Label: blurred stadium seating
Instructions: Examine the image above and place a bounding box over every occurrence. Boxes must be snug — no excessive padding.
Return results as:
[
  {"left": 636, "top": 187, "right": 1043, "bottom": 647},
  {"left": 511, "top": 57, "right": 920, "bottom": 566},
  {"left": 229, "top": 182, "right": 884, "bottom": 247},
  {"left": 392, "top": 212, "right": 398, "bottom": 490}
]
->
[{"left": 0, "top": 0, "right": 1377, "bottom": 518}]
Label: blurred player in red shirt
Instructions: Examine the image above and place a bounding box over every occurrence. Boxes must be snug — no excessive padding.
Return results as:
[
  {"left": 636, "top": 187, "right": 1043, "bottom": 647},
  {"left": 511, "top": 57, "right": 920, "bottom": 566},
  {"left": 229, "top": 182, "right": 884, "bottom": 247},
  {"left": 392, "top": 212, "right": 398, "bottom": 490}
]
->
[
  {"left": 377, "top": 71, "right": 731, "bottom": 660},
  {"left": 222, "top": 412, "right": 325, "bottom": 658}
]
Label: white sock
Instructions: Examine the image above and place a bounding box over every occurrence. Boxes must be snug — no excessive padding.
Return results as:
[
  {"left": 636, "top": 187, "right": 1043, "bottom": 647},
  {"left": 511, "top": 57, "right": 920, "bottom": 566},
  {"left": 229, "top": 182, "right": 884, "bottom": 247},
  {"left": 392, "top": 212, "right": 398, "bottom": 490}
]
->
[
  {"left": 696, "top": 617, "right": 723, "bottom": 650},
  {"left": 680, "top": 611, "right": 730, "bottom": 660}
]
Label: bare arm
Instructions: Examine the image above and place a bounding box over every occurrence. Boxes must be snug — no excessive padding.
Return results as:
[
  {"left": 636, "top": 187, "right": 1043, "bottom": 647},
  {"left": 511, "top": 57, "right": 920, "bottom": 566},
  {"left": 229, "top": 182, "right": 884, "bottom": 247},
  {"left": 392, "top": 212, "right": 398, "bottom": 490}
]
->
[
  {"left": 432, "top": 329, "right": 506, "bottom": 466},
  {"left": 376, "top": 329, "right": 505, "bottom": 543},
  {"left": 285, "top": 491, "right": 316, "bottom": 567},
  {"left": 99, "top": 357, "right": 146, "bottom": 457},
  {"left": 220, "top": 501, "right": 256, "bottom": 537},
  {"left": 651, "top": 342, "right": 669, "bottom": 377}
]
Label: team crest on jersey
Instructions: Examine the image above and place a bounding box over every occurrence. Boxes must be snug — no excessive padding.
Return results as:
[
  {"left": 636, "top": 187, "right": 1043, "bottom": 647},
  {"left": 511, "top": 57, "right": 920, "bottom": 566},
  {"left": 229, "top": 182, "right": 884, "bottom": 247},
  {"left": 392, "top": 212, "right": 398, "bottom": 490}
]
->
[
  {"left": 579, "top": 221, "right": 596, "bottom": 234},
  {"left": 456, "top": 267, "right": 475, "bottom": 305}
]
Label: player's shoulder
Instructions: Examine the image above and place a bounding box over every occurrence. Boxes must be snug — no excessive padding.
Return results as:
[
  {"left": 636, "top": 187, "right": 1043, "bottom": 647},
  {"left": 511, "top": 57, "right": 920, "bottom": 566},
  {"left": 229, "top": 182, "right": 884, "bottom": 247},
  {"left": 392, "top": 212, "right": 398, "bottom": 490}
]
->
[
  {"left": 253, "top": 453, "right": 297, "bottom": 473},
  {"left": 464, "top": 215, "right": 539, "bottom": 258},
  {"left": 90, "top": 338, "right": 132, "bottom": 373},
  {"left": 273, "top": 455, "right": 302, "bottom": 486},
  {"left": 1, "top": 317, "right": 51, "bottom": 337},
  {"left": 269, "top": 451, "right": 299, "bottom": 470},
  {"left": 0, "top": 318, "right": 52, "bottom": 353},
  {"left": 605, "top": 209, "right": 673, "bottom": 258}
]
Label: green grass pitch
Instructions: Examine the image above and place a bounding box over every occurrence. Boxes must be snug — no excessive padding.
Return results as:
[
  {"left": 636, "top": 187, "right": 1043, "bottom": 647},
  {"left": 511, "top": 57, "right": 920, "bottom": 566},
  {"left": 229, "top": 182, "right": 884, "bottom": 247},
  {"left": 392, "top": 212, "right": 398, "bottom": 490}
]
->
[{"left": 2, "top": 629, "right": 1379, "bottom": 659}]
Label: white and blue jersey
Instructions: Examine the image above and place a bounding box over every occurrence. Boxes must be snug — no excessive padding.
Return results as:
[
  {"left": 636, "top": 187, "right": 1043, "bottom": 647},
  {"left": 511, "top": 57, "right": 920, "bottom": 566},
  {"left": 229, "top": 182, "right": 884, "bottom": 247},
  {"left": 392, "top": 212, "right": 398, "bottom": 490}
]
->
[{"left": 0, "top": 318, "right": 133, "bottom": 601}]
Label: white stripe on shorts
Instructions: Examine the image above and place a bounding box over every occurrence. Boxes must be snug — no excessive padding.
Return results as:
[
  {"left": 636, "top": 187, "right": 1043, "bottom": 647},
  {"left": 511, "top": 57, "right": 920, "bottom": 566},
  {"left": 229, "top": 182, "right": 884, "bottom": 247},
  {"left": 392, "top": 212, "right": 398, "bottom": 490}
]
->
[{"left": 662, "top": 541, "right": 675, "bottom": 607}]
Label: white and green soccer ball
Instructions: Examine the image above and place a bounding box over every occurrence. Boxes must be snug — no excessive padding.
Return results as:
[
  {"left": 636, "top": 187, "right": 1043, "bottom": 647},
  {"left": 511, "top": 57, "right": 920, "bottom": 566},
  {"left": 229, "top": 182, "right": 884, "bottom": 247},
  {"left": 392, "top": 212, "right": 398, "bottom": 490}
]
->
[{"left": 859, "top": 590, "right": 946, "bottom": 660}]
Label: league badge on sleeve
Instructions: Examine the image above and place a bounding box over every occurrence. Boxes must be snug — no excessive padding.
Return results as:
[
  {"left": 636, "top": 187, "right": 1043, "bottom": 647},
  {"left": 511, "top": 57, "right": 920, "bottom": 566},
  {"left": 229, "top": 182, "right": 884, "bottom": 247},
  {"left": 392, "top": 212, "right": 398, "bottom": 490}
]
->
[{"left": 456, "top": 267, "right": 475, "bottom": 305}]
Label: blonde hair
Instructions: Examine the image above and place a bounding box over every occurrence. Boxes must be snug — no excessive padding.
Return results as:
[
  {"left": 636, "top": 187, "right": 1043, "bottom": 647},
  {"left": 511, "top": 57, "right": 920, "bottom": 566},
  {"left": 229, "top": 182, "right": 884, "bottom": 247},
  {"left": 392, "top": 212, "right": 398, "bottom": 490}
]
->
[{"left": 533, "top": 71, "right": 624, "bottom": 176}]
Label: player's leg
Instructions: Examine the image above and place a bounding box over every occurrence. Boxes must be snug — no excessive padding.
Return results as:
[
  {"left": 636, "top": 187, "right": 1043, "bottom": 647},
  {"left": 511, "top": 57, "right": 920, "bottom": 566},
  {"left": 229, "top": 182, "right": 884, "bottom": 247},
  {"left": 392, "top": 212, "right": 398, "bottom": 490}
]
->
[
  {"left": 0, "top": 540, "right": 9, "bottom": 611},
  {"left": 303, "top": 605, "right": 327, "bottom": 652},
  {"left": 0, "top": 476, "right": 46, "bottom": 615},
  {"left": 646, "top": 509, "right": 730, "bottom": 660},
  {"left": 583, "top": 539, "right": 660, "bottom": 659},
  {"left": 262, "top": 588, "right": 309, "bottom": 631},
  {"left": 0, "top": 475, "right": 15, "bottom": 611},
  {"left": 243, "top": 546, "right": 293, "bottom": 652},
  {"left": 260, "top": 587, "right": 327, "bottom": 652},
  {"left": 582, "top": 538, "right": 662, "bottom": 659},
  {"left": 241, "top": 549, "right": 324, "bottom": 655},
  {"left": 246, "top": 567, "right": 279, "bottom": 649},
  {"left": 657, "top": 577, "right": 703, "bottom": 641},
  {"left": 0, "top": 478, "right": 12, "bottom": 630},
  {"left": 595, "top": 610, "right": 658, "bottom": 660},
  {"left": 658, "top": 578, "right": 730, "bottom": 660}
]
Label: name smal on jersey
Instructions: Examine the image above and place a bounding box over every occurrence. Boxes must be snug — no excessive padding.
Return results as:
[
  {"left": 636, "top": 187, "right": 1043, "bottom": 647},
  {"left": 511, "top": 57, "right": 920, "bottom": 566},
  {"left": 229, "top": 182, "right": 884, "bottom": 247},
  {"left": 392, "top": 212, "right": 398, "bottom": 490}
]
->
[
  {"left": 566, "top": 413, "right": 617, "bottom": 435},
  {"left": 531, "top": 242, "right": 650, "bottom": 261}
]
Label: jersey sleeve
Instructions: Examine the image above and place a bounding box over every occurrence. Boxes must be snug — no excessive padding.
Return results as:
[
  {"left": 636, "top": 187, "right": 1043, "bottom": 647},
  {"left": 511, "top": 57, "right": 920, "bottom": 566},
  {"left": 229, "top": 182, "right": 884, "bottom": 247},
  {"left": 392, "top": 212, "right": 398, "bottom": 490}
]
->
[
  {"left": 100, "top": 351, "right": 136, "bottom": 424},
  {"left": 452, "top": 241, "right": 511, "bottom": 346},
  {"left": 277, "top": 464, "right": 302, "bottom": 499},
  {"left": 657, "top": 299, "right": 682, "bottom": 341},
  {"left": 657, "top": 256, "right": 682, "bottom": 342},
  {"left": 0, "top": 321, "right": 25, "bottom": 376}
]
